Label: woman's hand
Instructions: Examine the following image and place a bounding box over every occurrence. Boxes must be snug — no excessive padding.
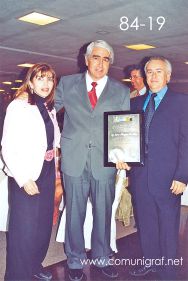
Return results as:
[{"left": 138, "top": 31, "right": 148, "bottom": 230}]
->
[{"left": 23, "top": 179, "right": 40, "bottom": 195}]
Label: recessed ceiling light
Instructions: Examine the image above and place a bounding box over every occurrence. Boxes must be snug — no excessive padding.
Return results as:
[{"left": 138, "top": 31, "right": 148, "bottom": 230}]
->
[
  {"left": 96, "top": 30, "right": 110, "bottom": 35},
  {"left": 184, "top": 62, "right": 188, "bottom": 64},
  {"left": 122, "top": 78, "right": 131, "bottom": 82},
  {"left": 18, "top": 12, "right": 60, "bottom": 26},
  {"left": 124, "top": 44, "right": 156, "bottom": 50},
  {"left": 11, "top": 87, "right": 19, "bottom": 90},
  {"left": 0, "top": 89, "right": 5, "bottom": 92},
  {"left": 17, "top": 63, "right": 34, "bottom": 68},
  {"left": 15, "top": 80, "right": 23, "bottom": 83},
  {"left": 2, "top": 81, "right": 12, "bottom": 85}
]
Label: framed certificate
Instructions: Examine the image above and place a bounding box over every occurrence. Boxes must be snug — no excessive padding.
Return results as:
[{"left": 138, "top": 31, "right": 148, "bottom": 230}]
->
[{"left": 104, "top": 111, "right": 144, "bottom": 167}]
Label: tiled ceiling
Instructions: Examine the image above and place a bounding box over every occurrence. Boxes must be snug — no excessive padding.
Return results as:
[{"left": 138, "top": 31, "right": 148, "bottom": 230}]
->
[{"left": 1, "top": 0, "right": 188, "bottom": 93}]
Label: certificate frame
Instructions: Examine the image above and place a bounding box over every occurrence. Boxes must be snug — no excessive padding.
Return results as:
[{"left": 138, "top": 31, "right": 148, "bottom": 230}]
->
[{"left": 104, "top": 110, "right": 144, "bottom": 167}]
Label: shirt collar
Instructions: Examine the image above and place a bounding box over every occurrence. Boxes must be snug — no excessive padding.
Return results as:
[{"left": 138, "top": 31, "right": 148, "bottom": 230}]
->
[
  {"left": 139, "top": 86, "right": 147, "bottom": 96},
  {"left": 149, "top": 85, "right": 168, "bottom": 100},
  {"left": 86, "top": 71, "right": 108, "bottom": 87}
]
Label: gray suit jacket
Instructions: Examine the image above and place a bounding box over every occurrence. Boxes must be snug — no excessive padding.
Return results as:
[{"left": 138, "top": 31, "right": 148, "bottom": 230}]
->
[{"left": 55, "top": 73, "right": 130, "bottom": 180}]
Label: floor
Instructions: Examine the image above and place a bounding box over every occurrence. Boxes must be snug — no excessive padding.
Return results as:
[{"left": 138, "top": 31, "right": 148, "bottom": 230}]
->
[
  {"left": 0, "top": 217, "right": 136, "bottom": 281},
  {"left": 1, "top": 207, "right": 188, "bottom": 281},
  {"left": 45, "top": 229, "right": 188, "bottom": 281},
  {"left": 45, "top": 207, "right": 188, "bottom": 281}
]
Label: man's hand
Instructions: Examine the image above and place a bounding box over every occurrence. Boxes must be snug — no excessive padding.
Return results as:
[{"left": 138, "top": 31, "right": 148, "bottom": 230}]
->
[
  {"left": 170, "top": 180, "right": 186, "bottom": 195},
  {"left": 116, "top": 161, "right": 131, "bottom": 170},
  {"left": 23, "top": 179, "right": 40, "bottom": 195}
]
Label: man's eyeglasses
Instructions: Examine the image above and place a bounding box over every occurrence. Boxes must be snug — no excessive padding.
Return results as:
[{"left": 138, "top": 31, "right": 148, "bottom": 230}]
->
[{"left": 130, "top": 75, "right": 142, "bottom": 80}]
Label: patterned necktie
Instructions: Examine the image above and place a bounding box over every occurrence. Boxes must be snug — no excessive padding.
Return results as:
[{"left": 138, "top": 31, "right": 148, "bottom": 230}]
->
[
  {"left": 88, "top": 82, "right": 97, "bottom": 109},
  {"left": 144, "top": 93, "right": 157, "bottom": 152}
]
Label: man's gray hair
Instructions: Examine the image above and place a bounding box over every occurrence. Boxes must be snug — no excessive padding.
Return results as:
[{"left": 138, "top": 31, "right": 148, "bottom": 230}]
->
[
  {"left": 85, "top": 40, "right": 114, "bottom": 64},
  {"left": 144, "top": 56, "right": 172, "bottom": 74}
]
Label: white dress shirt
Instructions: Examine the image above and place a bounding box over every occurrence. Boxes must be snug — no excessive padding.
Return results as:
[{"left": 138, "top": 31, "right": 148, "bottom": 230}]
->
[
  {"left": 139, "top": 86, "right": 147, "bottom": 96},
  {"left": 85, "top": 71, "right": 108, "bottom": 99}
]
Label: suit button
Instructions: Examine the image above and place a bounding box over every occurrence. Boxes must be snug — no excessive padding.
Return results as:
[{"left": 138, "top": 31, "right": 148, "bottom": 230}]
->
[{"left": 88, "top": 141, "right": 92, "bottom": 149}]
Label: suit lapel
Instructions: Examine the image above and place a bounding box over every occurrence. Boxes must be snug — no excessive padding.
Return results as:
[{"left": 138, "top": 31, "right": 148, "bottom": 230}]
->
[
  {"left": 75, "top": 73, "right": 93, "bottom": 109},
  {"left": 95, "top": 78, "right": 114, "bottom": 108},
  {"left": 76, "top": 75, "right": 112, "bottom": 111},
  {"left": 131, "top": 93, "right": 147, "bottom": 111},
  {"left": 134, "top": 90, "right": 171, "bottom": 113},
  {"left": 75, "top": 75, "right": 116, "bottom": 111},
  {"left": 145, "top": 89, "right": 171, "bottom": 128},
  {"left": 155, "top": 89, "right": 170, "bottom": 112}
]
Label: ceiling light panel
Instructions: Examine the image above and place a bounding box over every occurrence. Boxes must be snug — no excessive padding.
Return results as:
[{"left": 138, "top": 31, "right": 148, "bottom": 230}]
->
[
  {"left": 17, "top": 63, "right": 34, "bottom": 68},
  {"left": 18, "top": 12, "right": 60, "bottom": 26},
  {"left": 124, "top": 44, "right": 156, "bottom": 50}
]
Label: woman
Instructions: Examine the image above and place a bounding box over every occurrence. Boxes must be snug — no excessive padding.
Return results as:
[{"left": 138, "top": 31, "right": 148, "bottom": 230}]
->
[
  {"left": 1, "top": 63, "right": 60, "bottom": 280},
  {"left": 0, "top": 156, "right": 9, "bottom": 232}
]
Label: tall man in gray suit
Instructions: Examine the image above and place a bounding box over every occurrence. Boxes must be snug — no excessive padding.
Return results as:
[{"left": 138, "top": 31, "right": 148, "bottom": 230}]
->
[{"left": 55, "top": 40, "right": 130, "bottom": 281}]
